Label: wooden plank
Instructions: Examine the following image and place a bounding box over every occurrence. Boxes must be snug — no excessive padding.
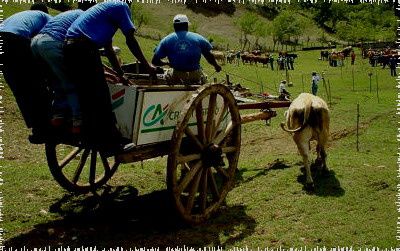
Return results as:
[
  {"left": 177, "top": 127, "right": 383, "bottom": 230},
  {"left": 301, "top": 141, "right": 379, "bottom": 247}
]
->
[
  {"left": 240, "top": 111, "right": 277, "bottom": 124},
  {"left": 237, "top": 101, "right": 291, "bottom": 110},
  {"left": 116, "top": 142, "right": 170, "bottom": 163}
]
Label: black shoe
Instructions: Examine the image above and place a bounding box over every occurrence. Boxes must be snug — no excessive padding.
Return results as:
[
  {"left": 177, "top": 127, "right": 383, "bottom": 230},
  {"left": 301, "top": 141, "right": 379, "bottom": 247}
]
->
[{"left": 28, "top": 133, "right": 48, "bottom": 144}]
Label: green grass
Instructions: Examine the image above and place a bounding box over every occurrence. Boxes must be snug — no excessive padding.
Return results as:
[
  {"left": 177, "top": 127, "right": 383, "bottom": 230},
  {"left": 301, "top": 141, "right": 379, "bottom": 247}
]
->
[{"left": 1, "top": 2, "right": 398, "bottom": 249}]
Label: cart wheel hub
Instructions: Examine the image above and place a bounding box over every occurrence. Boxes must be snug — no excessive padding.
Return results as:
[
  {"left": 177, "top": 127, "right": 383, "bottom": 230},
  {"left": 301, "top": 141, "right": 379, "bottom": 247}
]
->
[{"left": 202, "top": 143, "right": 225, "bottom": 168}]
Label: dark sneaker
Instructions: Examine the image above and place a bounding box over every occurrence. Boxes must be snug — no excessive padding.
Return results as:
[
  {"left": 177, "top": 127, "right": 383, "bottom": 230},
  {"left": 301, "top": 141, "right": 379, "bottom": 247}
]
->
[{"left": 28, "top": 133, "right": 48, "bottom": 144}]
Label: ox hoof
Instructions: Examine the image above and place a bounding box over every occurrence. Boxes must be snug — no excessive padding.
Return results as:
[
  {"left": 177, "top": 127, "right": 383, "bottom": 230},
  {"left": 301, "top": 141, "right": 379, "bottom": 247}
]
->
[{"left": 305, "top": 182, "right": 315, "bottom": 192}]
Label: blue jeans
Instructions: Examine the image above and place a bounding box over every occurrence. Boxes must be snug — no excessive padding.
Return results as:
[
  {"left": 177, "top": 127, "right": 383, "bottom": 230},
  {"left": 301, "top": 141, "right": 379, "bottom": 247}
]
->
[{"left": 31, "top": 34, "right": 81, "bottom": 120}]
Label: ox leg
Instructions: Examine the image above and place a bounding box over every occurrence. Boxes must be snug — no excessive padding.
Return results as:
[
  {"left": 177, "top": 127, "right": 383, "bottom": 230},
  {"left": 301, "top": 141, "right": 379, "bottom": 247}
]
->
[
  {"left": 294, "top": 130, "right": 314, "bottom": 189},
  {"left": 319, "top": 144, "right": 328, "bottom": 172}
]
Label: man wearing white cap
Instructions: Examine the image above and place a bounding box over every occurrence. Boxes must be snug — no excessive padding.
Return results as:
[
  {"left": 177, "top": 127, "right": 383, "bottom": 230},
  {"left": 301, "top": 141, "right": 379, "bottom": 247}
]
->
[{"left": 152, "top": 14, "right": 221, "bottom": 84}]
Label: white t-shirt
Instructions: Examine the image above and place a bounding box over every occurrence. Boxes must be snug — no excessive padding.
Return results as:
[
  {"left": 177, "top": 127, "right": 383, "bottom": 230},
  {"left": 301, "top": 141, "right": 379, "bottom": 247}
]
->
[
  {"left": 312, "top": 75, "right": 320, "bottom": 85},
  {"left": 279, "top": 83, "right": 287, "bottom": 94}
]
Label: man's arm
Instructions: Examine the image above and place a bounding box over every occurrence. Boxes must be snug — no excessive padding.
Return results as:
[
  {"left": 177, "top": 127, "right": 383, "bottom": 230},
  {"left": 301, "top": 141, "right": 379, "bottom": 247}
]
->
[
  {"left": 104, "top": 42, "right": 124, "bottom": 76},
  {"left": 203, "top": 50, "right": 221, "bottom": 72},
  {"left": 125, "top": 29, "right": 156, "bottom": 74}
]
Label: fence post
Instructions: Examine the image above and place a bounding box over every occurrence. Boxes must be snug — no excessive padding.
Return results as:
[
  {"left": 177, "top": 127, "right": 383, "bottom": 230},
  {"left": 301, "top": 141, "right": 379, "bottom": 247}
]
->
[
  {"left": 226, "top": 74, "right": 231, "bottom": 87},
  {"left": 352, "top": 66, "right": 355, "bottom": 91},
  {"left": 328, "top": 79, "right": 332, "bottom": 107},
  {"left": 368, "top": 72, "right": 372, "bottom": 93},
  {"left": 322, "top": 74, "right": 329, "bottom": 101},
  {"left": 375, "top": 71, "right": 380, "bottom": 103},
  {"left": 356, "top": 102, "right": 360, "bottom": 152}
]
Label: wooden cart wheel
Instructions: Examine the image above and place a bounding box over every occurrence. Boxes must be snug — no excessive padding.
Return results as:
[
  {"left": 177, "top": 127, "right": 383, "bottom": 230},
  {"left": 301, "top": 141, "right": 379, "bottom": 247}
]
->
[
  {"left": 167, "top": 83, "right": 241, "bottom": 224},
  {"left": 46, "top": 143, "right": 120, "bottom": 193}
]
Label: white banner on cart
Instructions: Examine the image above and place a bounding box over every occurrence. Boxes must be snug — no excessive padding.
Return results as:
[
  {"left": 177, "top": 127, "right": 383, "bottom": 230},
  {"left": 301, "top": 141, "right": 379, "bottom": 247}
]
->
[{"left": 136, "top": 91, "right": 227, "bottom": 146}]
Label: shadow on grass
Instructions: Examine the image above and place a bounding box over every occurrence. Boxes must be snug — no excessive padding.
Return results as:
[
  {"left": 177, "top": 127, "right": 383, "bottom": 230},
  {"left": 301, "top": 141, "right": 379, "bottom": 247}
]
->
[
  {"left": 296, "top": 163, "right": 345, "bottom": 197},
  {"left": 236, "top": 159, "right": 344, "bottom": 197},
  {"left": 5, "top": 186, "right": 256, "bottom": 248},
  {"left": 236, "top": 159, "right": 291, "bottom": 184}
]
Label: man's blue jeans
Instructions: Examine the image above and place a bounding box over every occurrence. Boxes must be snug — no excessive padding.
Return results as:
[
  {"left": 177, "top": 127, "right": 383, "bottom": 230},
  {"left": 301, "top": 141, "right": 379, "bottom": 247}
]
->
[{"left": 31, "top": 34, "right": 81, "bottom": 120}]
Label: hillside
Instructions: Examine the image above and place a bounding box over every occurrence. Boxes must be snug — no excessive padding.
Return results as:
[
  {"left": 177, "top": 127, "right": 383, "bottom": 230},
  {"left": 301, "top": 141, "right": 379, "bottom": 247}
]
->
[{"left": 2, "top": 1, "right": 396, "bottom": 52}]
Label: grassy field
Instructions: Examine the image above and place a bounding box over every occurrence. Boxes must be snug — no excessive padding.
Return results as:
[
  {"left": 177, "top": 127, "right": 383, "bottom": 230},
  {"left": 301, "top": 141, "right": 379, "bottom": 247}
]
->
[{"left": 1, "top": 2, "right": 399, "bottom": 249}]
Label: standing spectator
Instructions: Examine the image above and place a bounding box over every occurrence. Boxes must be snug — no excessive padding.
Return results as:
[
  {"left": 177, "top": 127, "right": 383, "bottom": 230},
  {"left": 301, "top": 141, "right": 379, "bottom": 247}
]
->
[
  {"left": 278, "top": 80, "right": 290, "bottom": 100},
  {"left": 269, "top": 54, "right": 274, "bottom": 71},
  {"left": 331, "top": 51, "right": 338, "bottom": 67},
  {"left": 288, "top": 56, "right": 294, "bottom": 70},
  {"left": 389, "top": 56, "right": 397, "bottom": 77},
  {"left": 351, "top": 50, "right": 356, "bottom": 65},
  {"left": 31, "top": 8, "right": 90, "bottom": 135},
  {"left": 311, "top": 71, "right": 321, "bottom": 96},
  {"left": 236, "top": 50, "right": 241, "bottom": 67},
  {"left": 152, "top": 14, "right": 221, "bottom": 84},
  {"left": 0, "top": 3, "right": 52, "bottom": 144},
  {"left": 64, "top": 0, "right": 156, "bottom": 154}
]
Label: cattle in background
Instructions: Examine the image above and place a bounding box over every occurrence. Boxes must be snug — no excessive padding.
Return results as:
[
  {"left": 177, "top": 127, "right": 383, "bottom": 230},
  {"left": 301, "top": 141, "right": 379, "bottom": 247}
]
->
[
  {"left": 340, "top": 46, "right": 353, "bottom": 58},
  {"left": 226, "top": 52, "right": 236, "bottom": 64},
  {"left": 254, "top": 56, "right": 269, "bottom": 66},
  {"left": 211, "top": 51, "right": 226, "bottom": 65},
  {"left": 320, "top": 50, "right": 329, "bottom": 61},
  {"left": 241, "top": 52, "right": 256, "bottom": 65},
  {"left": 280, "top": 93, "right": 330, "bottom": 190}
]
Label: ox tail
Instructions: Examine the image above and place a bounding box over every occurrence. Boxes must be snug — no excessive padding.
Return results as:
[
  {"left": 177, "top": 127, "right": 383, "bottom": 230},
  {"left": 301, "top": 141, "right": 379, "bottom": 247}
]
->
[
  {"left": 280, "top": 95, "right": 313, "bottom": 133},
  {"left": 280, "top": 122, "right": 304, "bottom": 133}
]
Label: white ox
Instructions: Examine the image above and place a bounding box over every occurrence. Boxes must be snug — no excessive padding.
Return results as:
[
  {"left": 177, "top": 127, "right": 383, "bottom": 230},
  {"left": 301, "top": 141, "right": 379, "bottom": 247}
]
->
[{"left": 280, "top": 93, "right": 330, "bottom": 189}]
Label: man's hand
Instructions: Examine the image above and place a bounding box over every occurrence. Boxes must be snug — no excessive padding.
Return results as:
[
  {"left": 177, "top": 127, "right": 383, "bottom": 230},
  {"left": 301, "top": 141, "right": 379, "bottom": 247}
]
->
[
  {"left": 119, "top": 74, "right": 133, "bottom": 86},
  {"left": 214, "top": 64, "right": 222, "bottom": 73},
  {"left": 146, "top": 63, "right": 158, "bottom": 76}
]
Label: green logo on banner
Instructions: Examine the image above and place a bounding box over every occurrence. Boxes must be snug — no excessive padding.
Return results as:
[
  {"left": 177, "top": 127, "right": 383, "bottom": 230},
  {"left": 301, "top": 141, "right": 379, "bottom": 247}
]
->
[{"left": 143, "top": 104, "right": 168, "bottom": 127}]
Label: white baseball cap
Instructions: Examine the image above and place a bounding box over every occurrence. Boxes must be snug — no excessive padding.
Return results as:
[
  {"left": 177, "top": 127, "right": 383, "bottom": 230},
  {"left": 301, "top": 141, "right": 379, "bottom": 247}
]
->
[{"left": 173, "top": 14, "right": 190, "bottom": 24}]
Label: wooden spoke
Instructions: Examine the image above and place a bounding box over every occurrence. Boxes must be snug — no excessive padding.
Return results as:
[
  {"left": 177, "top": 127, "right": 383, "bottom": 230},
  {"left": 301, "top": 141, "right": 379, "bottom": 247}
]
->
[
  {"left": 214, "top": 121, "right": 234, "bottom": 145},
  {"left": 199, "top": 168, "right": 209, "bottom": 213},
  {"left": 205, "top": 93, "right": 217, "bottom": 143},
  {"left": 211, "top": 102, "right": 228, "bottom": 139},
  {"left": 60, "top": 147, "right": 82, "bottom": 169},
  {"left": 208, "top": 168, "right": 220, "bottom": 200},
  {"left": 89, "top": 150, "right": 97, "bottom": 185},
  {"left": 185, "top": 168, "right": 203, "bottom": 214},
  {"left": 214, "top": 166, "right": 230, "bottom": 180},
  {"left": 47, "top": 143, "right": 121, "bottom": 193},
  {"left": 177, "top": 153, "right": 201, "bottom": 164},
  {"left": 176, "top": 160, "right": 203, "bottom": 194},
  {"left": 221, "top": 146, "right": 237, "bottom": 154},
  {"left": 185, "top": 127, "right": 203, "bottom": 150},
  {"left": 100, "top": 153, "right": 111, "bottom": 176},
  {"left": 72, "top": 149, "right": 90, "bottom": 185},
  {"left": 195, "top": 102, "right": 205, "bottom": 144},
  {"left": 167, "top": 83, "right": 241, "bottom": 224}
]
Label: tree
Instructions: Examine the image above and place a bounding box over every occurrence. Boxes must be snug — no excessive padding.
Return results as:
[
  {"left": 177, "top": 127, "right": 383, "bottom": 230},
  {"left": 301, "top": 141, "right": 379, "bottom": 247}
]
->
[
  {"left": 253, "top": 21, "right": 269, "bottom": 49},
  {"left": 235, "top": 12, "right": 258, "bottom": 51},
  {"left": 131, "top": 3, "right": 151, "bottom": 29},
  {"left": 313, "top": 1, "right": 333, "bottom": 28},
  {"left": 272, "top": 11, "right": 305, "bottom": 51}
]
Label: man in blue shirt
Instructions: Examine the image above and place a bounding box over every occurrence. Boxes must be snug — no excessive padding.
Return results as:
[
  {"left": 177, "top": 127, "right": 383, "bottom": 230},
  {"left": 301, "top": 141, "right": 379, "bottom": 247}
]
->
[
  {"left": 0, "top": 3, "right": 52, "bottom": 144},
  {"left": 64, "top": 1, "right": 155, "bottom": 155},
  {"left": 152, "top": 14, "right": 221, "bottom": 84},
  {"left": 31, "top": 7, "right": 92, "bottom": 137}
]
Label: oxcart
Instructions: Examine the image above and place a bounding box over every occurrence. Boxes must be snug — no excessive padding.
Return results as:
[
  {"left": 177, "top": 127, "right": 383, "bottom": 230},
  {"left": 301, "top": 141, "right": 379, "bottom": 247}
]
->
[{"left": 45, "top": 69, "right": 290, "bottom": 224}]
